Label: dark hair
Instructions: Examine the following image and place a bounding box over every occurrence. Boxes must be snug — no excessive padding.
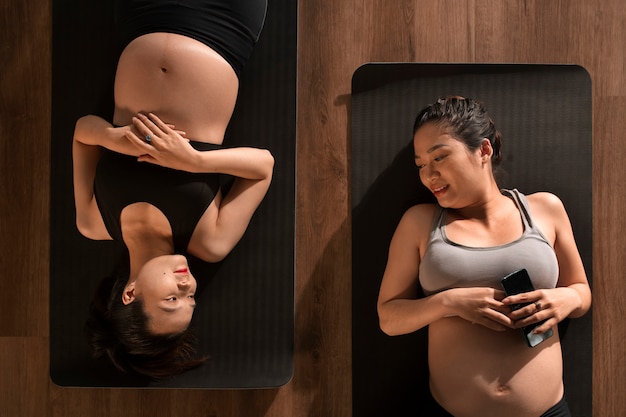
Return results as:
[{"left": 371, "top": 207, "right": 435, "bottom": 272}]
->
[
  {"left": 84, "top": 250, "right": 207, "bottom": 379},
  {"left": 413, "top": 96, "right": 503, "bottom": 170}
]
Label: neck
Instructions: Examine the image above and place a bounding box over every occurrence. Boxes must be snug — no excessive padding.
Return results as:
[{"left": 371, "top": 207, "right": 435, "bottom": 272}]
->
[
  {"left": 119, "top": 203, "right": 175, "bottom": 283},
  {"left": 453, "top": 183, "right": 507, "bottom": 221},
  {"left": 124, "top": 230, "right": 175, "bottom": 283}
]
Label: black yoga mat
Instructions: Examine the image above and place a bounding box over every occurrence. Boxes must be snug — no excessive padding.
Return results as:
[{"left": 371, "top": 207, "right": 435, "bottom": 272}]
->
[
  {"left": 50, "top": 0, "right": 295, "bottom": 388},
  {"left": 351, "top": 64, "right": 592, "bottom": 416}
]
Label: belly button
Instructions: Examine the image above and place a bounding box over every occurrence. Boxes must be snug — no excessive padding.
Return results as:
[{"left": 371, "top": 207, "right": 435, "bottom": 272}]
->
[
  {"left": 161, "top": 67, "right": 168, "bottom": 73},
  {"left": 495, "top": 384, "right": 511, "bottom": 395}
]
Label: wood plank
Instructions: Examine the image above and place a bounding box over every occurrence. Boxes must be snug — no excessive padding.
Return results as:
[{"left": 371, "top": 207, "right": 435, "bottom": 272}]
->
[
  {"left": 0, "top": 338, "right": 49, "bottom": 416},
  {"left": 0, "top": 0, "right": 50, "bottom": 338},
  {"left": 592, "top": 97, "right": 626, "bottom": 417},
  {"left": 0, "top": 0, "right": 625, "bottom": 414}
]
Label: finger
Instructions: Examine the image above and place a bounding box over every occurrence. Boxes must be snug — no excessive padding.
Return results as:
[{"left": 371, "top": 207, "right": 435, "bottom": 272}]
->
[
  {"left": 480, "top": 309, "right": 513, "bottom": 331},
  {"left": 513, "top": 308, "right": 548, "bottom": 328},
  {"left": 531, "top": 320, "right": 555, "bottom": 335},
  {"left": 507, "top": 301, "right": 538, "bottom": 321},
  {"left": 164, "top": 124, "right": 187, "bottom": 137},
  {"left": 492, "top": 289, "right": 508, "bottom": 301},
  {"left": 125, "top": 131, "right": 154, "bottom": 153},
  {"left": 147, "top": 113, "right": 172, "bottom": 135},
  {"left": 132, "top": 116, "right": 166, "bottom": 148},
  {"left": 130, "top": 117, "right": 154, "bottom": 143},
  {"left": 137, "top": 154, "right": 159, "bottom": 164},
  {"left": 137, "top": 113, "right": 164, "bottom": 137}
]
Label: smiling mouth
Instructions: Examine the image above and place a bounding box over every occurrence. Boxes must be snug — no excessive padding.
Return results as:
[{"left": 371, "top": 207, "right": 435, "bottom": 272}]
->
[
  {"left": 174, "top": 267, "right": 189, "bottom": 274},
  {"left": 432, "top": 185, "right": 449, "bottom": 195}
]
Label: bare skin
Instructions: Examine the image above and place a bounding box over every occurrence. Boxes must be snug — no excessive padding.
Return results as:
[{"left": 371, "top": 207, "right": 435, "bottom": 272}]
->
[
  {"left": 72, "top": 32, "right": 273, "bottom": 334},
  {"left": 377, "top": 123, "right": 591, "bottom": 417}
]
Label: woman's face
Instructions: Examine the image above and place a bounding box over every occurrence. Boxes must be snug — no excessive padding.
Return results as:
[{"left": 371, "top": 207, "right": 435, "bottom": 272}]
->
[
  {"left": 413, "top": 123, "right": 490, "bottom": 208},
  {"left": 126, "top": 254, "right": 197, "bottom": 335}
]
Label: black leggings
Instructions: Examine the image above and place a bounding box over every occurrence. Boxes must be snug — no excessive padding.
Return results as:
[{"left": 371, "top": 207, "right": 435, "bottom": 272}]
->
[
  {"left": 540, "top": 396, "right": 571, "bottom": 417},
  {"left": 426, "top": 392, "right": 571, "bottom": 417}
]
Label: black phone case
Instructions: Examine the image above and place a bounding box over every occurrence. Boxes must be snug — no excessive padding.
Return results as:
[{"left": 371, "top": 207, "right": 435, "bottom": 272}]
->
[{"left": 501, "top": 269, "right": 554, "bottom": 347}]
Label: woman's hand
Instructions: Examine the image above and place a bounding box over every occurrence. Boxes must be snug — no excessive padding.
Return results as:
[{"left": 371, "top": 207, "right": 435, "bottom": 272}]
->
[
  {"left": 445, "top": 287, "right": 514, "bottom": 331},
  {"left": 125, "top": 113, "right": 197, "bottom": 171},
  {"left": 502, "top": 286, "right": 582, "bottom": 335}
]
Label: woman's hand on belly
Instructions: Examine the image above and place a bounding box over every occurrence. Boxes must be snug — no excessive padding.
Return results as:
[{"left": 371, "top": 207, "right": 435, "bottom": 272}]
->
[
  {"left": 443, "top": 287, "right": 514, "bottom": 331},
  {"left": 126, "top": 113, "right": 201, "bottom": 171}
]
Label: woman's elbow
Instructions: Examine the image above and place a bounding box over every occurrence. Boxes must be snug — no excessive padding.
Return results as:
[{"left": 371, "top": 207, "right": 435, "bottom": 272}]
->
[
  {"left": 377, "top": 304, "right": 399, "bottom": 336},
  {"left": 261, "top": 149, "right": 274, "bottom": 178},
  {"left": 200, "top": 241, "right": 233, "bottom": 263}
]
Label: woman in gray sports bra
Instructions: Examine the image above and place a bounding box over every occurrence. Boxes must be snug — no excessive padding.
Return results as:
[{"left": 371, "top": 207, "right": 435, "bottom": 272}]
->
[{"left": 377, "top": 97, "right": 591, "bottom": 417}]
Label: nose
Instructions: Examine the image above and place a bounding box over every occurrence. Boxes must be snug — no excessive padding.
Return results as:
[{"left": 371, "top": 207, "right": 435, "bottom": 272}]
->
[
  {"left": 177, "top": 279, "right": 190, "bottom": 289},
  {"left": 420, "top": 164, "right": 439, "bottom": 183}
]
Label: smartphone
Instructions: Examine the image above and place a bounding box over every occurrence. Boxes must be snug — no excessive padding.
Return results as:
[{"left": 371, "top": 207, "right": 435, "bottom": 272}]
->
[{"left": 501, "top": 269, "right": 553, "bottom": 348}]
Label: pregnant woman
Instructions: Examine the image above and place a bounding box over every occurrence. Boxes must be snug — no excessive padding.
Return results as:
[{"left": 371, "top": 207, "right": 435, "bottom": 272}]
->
[
  {"left": 73, "top": 0, "right": 272, "bottom": 378},
  {"left": 377, "top": 97, "right": 591, "bottom": 416}
]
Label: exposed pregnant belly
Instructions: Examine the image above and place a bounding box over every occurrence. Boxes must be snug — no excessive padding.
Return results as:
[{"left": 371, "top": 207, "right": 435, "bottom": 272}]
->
[
  {"left": 428, "top": 317, "right": 564, "bottom": 417},
  {"left": 113, "top": 32, "right": 239, "bottom": 143}
]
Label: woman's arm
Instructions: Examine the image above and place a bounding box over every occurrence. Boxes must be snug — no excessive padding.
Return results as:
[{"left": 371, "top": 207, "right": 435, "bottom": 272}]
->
[
  {"left": 124, "top": 112, "right": 271, "bottom": 176},
  {"left": 377, "top": 205, "right": 513, "bottom": 336},
  {"left": 72, "top": 129, "right": 111, "bottom": 240},
  {"left": 74, "top": 115, "right": 145, "bottom": 157},
  {"left": 123, "top": 113, "right": 275, "bottom": 261},
  {"left": 194, "top": 152, "right": 274, "bottom": 262},
  {"left": 550, "top": 194, "right": 592, "bottom": 317}
]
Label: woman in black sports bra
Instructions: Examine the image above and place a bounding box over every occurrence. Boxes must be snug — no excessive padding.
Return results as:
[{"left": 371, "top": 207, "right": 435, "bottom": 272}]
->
[
  {"left": 377, "top": 97, "right": 591, "bottom": 417},
  {"left": 72, "top": 0, "right": 272, "bottom": 378}
]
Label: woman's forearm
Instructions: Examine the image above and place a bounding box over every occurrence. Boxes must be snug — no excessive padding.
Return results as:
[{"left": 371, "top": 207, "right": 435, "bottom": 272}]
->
[
  {"left": 74, "top": 115, "right": 139, "bottom": 156},
  {"left": 192, "top": 147, "right": 274, "bottom": 179},
  {"left": 566, "top": 283, "right": 592, "bottom": 318},
  {"left": 378, "top": 292, "right": 452, "bottom": 336}
]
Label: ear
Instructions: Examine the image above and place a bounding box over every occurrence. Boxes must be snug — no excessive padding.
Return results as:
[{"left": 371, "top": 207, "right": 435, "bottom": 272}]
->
[
  {"left": 122, "top": 283, "right": 136, "bottom": 305},
  {"left": 479, "top": 138, "right": 493, "bottom": 162}
]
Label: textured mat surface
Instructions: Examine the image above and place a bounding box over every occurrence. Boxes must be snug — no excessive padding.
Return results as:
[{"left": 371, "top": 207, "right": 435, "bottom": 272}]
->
[{"left": 50, "top": 0, "right": 295, "bottom": 388}]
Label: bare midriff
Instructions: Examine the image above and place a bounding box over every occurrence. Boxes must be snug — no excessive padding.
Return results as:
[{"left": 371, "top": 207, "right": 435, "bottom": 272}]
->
[
  {"left": 429, "top": 317, "right": 564, "bottom": 417},
  {"left": 113, "top": 32, "right": 239, "bottom": 144}
]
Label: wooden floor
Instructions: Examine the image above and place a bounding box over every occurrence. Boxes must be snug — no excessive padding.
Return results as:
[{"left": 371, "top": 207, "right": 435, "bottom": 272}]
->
[{"left": 2, "top": 0, "right": 625, "bottom": 415}]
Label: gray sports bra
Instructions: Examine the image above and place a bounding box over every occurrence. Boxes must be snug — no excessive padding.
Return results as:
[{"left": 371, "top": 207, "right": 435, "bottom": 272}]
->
[{"left": 418, "top": 189, "right": 559, "bottom": 296}]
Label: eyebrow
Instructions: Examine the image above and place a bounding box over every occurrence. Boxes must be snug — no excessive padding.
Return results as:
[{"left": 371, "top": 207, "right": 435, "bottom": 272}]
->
[{"left": 414, "top": 143, "right": 449, "bottom": 159}]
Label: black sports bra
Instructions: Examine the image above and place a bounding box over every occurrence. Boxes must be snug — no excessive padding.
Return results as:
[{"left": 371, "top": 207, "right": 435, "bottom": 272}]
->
[
  {"left": 94, "top": 141, "right": 221, "bottom": 252},
  {"left": 114, "top": 0, "right": 267, "bottom": 76}
]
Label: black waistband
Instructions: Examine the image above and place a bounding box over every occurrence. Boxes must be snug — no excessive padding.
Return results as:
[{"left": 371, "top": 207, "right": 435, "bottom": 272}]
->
[{"left": 189, "top": 140, "right": 222, "bottom": 152}]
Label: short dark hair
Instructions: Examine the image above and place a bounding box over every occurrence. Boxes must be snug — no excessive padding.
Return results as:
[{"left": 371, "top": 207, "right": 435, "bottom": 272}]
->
[
  {"left": 84, "top": 250, "right": 207, "bottom": 379},
  {"left": 413, "top": 96, "right": 503, "bottom": 170}
]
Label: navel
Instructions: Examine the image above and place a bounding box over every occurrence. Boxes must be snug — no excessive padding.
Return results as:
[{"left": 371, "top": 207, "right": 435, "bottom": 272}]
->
[{"left": 494, "top": 384, "right": 511, "bottom": 396}]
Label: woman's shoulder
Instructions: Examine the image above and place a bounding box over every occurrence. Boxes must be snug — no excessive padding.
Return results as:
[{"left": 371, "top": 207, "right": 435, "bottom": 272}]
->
[
  {"left": 524, "top": 191, "right": 570, "bottom": 238},
  {"left": 398, "top": 203, "right": 440, "bottom": 232},
  {"left": 524, "top": 191, "right": 566, "bottom": 213}
]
